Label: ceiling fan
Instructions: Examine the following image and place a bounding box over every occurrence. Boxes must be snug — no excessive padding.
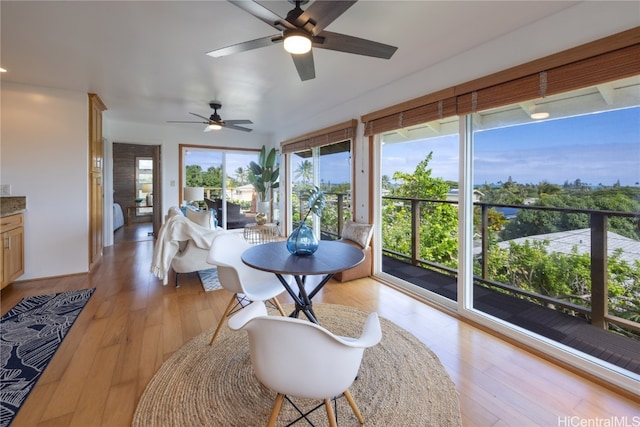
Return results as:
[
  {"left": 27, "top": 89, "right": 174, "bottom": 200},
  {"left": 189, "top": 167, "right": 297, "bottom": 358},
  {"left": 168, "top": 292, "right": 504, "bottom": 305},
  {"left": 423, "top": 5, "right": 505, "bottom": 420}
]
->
[
  {"left": 207, "top": 0, "right": 398, "bottom": 81},
  {"left": 167, "top": 102, "right": 253, "bottom": 132}
]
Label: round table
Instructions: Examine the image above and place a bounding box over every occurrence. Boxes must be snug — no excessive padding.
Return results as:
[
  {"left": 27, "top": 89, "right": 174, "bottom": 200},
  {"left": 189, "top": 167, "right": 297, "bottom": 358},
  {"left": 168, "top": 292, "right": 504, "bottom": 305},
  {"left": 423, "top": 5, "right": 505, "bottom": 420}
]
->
[{"left": 241, "top": 241, "right": 365, "bottom": 323}]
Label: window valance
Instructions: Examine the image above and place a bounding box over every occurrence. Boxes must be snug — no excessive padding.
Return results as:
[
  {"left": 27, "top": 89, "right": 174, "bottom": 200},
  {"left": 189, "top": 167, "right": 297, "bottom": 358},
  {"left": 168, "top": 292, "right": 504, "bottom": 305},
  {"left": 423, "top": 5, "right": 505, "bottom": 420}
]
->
[
  {"left": 281, "top": 119, "right": 358, "bottom": 154},
  {"left": 457, "top": 42, "right": 640, "bottom": 114},
  {"left": 362, "top": 26, "right": 640, "bottom": 136}
]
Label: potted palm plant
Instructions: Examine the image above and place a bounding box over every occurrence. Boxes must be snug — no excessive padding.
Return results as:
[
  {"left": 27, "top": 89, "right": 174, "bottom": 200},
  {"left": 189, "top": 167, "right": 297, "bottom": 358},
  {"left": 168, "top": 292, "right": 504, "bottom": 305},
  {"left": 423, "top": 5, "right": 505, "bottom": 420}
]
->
[{"left": 248, "top": 146, "right": 279, "bottom": 221}]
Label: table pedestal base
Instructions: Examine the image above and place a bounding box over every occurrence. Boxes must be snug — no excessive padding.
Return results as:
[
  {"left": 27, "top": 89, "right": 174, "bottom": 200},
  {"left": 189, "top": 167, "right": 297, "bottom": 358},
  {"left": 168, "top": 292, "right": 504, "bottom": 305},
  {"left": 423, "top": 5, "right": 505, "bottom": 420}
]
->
[{"left": 276, "top": 273, "right": 334, "bottom": 324}]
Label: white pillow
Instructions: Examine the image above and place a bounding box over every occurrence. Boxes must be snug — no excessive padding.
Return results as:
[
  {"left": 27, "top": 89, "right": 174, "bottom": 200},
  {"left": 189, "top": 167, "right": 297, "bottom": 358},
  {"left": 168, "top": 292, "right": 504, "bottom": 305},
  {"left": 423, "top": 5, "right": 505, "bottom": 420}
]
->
[
  {"left": 167, "top": 206, "right": 183, "bottom": 218},
  {"left": 341, "top": 220, "right": 373, "bottom": 249},
  {"left": 186, "top": 208, "right": 214, "bottom": 229}
]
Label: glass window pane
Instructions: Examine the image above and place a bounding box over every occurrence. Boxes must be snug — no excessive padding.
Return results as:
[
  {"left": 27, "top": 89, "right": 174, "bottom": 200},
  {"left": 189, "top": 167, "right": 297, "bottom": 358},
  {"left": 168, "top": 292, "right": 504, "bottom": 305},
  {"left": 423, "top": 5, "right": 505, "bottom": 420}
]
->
[
  {"left": 319, "top": 141, "right": 351, "bottom": 239},
  {"left": 226, "top": 152, "right": 259, "bottom": 209},
  {"left": 184, "top": 149, "right": 223, "bottom": 200},
  {"left": 290, "top": 142, "right": 353, "bottom": 239},
  {"left": 182, "top": 147, "right": 260, "bottom": 229},
  {"left": 291, "top": 149, "right": 314, "bottom": 227},
  {"left": 380, "top": 117, "right": 460, "bottom": 302},
  {"left": 471, "top": 75, "right": 640, "bottom": 374},
  {"left": 135, "top": 156, "right": 153, "bottom": 215}
]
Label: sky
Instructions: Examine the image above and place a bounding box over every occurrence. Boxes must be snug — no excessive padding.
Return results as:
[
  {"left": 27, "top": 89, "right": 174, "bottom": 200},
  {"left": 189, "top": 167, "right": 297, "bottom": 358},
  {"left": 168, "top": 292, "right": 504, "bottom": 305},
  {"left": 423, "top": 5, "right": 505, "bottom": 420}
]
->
[{"left": 382, "top": 106, "right": 640, "bottom": 187}]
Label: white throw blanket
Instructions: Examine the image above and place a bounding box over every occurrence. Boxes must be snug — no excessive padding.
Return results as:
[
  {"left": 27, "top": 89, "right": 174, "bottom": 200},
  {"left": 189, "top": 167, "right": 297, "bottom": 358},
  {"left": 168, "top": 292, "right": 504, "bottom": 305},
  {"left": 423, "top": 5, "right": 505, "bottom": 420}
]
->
[{"left": 150, "top": 214, "right": 225, "bottom": 285}]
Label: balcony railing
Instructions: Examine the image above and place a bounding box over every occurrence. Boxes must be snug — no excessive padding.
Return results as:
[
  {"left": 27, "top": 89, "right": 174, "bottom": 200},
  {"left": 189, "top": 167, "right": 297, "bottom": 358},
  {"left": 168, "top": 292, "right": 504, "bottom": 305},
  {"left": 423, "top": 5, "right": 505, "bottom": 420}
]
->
[
  {"left": 294, "top": 191, "right": 351, "bottom": 240},
  {"left": 267, "top": 188, "right": 638, "bottom": 341},
  {"left": 380, "top": 196, "right": 640, "bottom": 337}
]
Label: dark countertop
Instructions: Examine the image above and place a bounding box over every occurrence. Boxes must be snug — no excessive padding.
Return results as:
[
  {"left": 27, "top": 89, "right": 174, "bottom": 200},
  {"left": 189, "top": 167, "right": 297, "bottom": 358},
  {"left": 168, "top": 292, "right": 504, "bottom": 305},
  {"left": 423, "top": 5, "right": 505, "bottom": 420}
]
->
[{"left": 0, "top": 196, "right": 27, "bottom": 217}]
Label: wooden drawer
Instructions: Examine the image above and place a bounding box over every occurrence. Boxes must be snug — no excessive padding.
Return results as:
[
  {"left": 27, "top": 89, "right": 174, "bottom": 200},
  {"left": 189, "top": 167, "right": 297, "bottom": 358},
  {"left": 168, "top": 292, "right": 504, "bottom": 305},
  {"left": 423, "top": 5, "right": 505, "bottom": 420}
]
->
[{"left": 1, "top": 212, "right": 24, "bottom": 232}]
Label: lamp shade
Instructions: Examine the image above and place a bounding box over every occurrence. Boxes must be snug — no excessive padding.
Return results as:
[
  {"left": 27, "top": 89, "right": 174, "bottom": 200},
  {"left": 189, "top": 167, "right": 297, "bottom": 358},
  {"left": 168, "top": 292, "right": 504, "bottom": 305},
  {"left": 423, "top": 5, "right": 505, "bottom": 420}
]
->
[
  {"left": 184, "top": 187, "right": 204, "bottom": 202},
  {"left": 141, "top": 183, "right": 153, "bottom": 193}
]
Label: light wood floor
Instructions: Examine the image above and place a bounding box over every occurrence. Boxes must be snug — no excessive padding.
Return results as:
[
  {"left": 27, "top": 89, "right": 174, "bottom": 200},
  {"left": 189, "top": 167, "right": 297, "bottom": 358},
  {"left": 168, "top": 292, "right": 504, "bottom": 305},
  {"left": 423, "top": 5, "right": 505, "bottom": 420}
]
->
[{"left": 1, "top": 230, "right": 638, "bottom": 426}]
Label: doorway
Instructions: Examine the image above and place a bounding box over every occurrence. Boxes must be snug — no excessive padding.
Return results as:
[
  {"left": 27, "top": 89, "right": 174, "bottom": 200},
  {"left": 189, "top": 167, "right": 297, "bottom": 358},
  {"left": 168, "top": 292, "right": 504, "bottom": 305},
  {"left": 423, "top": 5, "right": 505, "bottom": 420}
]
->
[{"left": 113, "top": 143, "right": 161, "bottom": 242}]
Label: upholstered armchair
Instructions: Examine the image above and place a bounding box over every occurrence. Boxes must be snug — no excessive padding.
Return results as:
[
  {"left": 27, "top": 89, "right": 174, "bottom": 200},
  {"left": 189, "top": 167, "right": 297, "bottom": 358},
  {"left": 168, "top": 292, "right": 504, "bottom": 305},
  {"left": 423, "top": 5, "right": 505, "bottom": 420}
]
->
[
  {"left": 151, "top": 206, "right": 224, "bottom": 286},
  {"left": 333, "top": 220, "right": 374, "bottom": 282}
]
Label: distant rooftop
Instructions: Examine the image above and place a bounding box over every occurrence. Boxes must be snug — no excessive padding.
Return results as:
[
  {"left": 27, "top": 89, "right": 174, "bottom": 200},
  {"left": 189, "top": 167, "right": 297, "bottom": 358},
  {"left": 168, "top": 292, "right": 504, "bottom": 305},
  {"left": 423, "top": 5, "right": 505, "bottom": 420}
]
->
[{"left": 498, "top": 228, "right": 640, "bottom": 264}]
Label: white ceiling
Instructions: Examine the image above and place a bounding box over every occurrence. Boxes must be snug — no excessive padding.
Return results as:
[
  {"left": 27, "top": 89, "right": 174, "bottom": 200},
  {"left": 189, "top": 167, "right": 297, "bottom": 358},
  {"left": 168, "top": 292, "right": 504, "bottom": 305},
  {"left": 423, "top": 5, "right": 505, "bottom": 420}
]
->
[{"left": 1, "top": 1, "right": 580, "bottom": 136}]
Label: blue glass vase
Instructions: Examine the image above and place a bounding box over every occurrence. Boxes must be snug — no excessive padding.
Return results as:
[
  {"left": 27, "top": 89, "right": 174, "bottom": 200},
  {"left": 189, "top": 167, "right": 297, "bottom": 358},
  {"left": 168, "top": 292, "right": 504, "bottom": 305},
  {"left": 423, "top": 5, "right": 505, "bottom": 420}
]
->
[{"left": 287, "top": 221, "right": 319, "bottom": 256}]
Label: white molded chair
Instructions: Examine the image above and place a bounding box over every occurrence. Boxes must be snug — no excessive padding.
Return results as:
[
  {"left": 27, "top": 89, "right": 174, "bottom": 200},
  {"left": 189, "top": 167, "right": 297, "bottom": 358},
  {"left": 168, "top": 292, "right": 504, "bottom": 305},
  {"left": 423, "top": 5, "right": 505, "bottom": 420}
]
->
[
  {"left": 228, "top": 301, "right": 382, "bottom": 427},
  {"left": 206, "top": 233, "right": 288, "bottom": 345}
]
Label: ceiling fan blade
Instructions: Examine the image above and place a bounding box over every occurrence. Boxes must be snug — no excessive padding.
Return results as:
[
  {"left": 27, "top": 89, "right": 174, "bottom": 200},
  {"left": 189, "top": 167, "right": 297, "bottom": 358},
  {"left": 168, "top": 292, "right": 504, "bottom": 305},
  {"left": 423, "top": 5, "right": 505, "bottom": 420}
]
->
[
  {"left": 314, "top": 30, "right": 397, "bottom": 59},
  {"left": 228, "top": 0, "right": 286, "bottom": 31},
  {"left": 189, "top": 112, "right": 211, "bottom": 121},
  {"left": 207, "top": 35, "right": 279, "bottom": 58},
  {"left": 224, "top": 119, "right": 253, "bottom": 125},
  {"left": 167, "top": 120, "right": 208, "bottom": 124},
  {"left": 291, "top": 50, "right": 315, "bottom": 81},
  {"left": 296, "top": 1, "right": 356, "bottom": 34},
  {"left": 224, "top": 124, "right": 253, "bottom": 132}
]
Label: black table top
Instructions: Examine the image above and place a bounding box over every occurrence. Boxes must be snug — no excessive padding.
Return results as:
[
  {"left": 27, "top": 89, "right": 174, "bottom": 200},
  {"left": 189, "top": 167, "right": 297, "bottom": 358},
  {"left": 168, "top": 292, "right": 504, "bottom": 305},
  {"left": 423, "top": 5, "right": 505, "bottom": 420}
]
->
[{"left": 241, "top": 240, "right": 364, "bottom": 276}]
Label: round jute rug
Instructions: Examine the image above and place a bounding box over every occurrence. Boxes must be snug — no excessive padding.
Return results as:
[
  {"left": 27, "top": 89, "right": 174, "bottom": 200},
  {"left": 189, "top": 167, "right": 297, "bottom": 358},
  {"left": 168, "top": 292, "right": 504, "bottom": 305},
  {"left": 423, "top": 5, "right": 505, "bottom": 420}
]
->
[{"left": 132, "top": 303, "right": 461, "bottom": 427}]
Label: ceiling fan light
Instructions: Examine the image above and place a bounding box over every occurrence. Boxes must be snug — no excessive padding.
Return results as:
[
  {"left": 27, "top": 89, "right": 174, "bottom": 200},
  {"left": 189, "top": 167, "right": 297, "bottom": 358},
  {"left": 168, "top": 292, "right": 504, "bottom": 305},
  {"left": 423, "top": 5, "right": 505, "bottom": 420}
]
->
[
  {"left": 206, "top": 123, "right": 222, "bottom": 131},
  {"left": 283, "top": 32, "right": 311, "bottom": 54},
  {"left": 531, "top": 112, "right": 550, "bottom": 120}
]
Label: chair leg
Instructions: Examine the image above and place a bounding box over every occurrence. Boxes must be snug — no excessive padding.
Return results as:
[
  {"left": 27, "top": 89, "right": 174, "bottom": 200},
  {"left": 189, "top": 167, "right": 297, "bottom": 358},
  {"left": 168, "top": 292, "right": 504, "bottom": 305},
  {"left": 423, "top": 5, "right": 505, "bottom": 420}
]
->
[
  {"left": 343, "top": 389, "right": 364, "bottom": 424},
  {"left": 267, "top": 393, "right": 285, "bottom": 427},
  {"left": 271, "top": 297, "right": 286, "bottom": 316},
  {"left": 324, "top": 399, "right": 338, "bottom": 427},
  {"left": 209, "top": 294, "right": 237, "bottom": 345}
]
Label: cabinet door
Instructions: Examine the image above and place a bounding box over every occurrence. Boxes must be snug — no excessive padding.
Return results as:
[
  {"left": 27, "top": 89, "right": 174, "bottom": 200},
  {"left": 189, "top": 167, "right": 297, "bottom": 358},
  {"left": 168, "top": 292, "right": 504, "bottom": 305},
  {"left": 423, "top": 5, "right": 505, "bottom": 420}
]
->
[
  {"left": 2, "top": 227, "right": 24, "bottom": 287},
  {"left": 88, "top": 93, "right": 106, "bottom": 271},
  {"left": 0, "top": 236, "right": 4, "bottom": 286}
]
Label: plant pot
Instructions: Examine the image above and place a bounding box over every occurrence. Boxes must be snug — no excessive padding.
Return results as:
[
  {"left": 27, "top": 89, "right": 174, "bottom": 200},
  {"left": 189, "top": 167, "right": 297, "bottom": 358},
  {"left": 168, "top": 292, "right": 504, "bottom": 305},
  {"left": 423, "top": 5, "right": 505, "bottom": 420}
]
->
[
  {"left": 286, "top": 221, "right": 319, "bottom": 256},
  {"left": 257, "top": 201, "right": 271, "bottom": 223}
]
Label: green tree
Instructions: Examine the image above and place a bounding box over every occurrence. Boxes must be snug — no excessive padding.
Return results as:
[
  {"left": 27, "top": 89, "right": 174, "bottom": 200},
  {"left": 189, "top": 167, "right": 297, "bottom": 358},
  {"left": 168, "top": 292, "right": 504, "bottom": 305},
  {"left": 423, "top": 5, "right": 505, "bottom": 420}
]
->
[
  {"left": 501, "top": 188, "right": 640, "bottom": 241},
  {"left": 185, "top": 165, "right": 204, "bottom": 187},
  {"left": 234, "top": 167, "right": 248, "bottom": 185},
  {"left": 383, "top": 152, "right": 459, "bottom": 267},
  {"left": 201, "top": 166, "right": 222, "bottom": 188},
  {"left": 294, "top": 160, "right": 313, "bottom": 185},
  {"left": 481, "top": 240, "right": 640, "bottom": 332}
]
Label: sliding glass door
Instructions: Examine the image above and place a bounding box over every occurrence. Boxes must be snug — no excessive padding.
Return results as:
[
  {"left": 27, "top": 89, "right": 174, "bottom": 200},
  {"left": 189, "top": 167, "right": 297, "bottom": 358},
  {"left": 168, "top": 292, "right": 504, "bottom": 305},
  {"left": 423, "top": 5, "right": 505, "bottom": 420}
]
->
[
  {"left": 378, "top": 117, "right": 460, "bottom": 304},
  {"left": 373, "top": 75, "right": 640, "bottom": 379},
  {"left": 181, "top": 145, "right": 259, "bottom": 229}
]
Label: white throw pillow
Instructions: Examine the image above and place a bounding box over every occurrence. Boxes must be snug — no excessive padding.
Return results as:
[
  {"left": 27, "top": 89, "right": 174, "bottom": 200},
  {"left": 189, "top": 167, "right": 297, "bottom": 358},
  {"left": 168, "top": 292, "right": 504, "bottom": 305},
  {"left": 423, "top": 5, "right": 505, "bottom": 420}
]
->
[
  {"left": 341, "top": 220, "right": 373, "bottom": 249},
  {"left": 186, "top": 208, "right": 214, "bottom": 229},
  {"left": 167, "top": 206, "right": 183, "bottom": 218}
]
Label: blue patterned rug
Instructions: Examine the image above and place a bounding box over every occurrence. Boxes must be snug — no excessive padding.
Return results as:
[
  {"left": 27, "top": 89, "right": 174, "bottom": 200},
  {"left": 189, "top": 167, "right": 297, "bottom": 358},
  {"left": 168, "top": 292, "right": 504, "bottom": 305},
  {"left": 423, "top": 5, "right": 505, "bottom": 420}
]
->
[
  {"left": 197, "top": 268, "right": 223, "bottom": 292},
  {"left": 0, "top": 288, "right": 95, "bottom": 427}
]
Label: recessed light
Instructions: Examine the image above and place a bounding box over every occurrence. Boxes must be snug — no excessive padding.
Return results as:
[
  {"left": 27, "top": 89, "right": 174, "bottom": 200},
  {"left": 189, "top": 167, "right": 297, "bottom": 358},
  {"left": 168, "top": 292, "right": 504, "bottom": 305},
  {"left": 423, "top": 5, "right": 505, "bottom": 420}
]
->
[
  {"left": 531, "top": 112, "right": 550, "bottom": 120},
  {"left": 0, "top": 68, "right": 7, "bottom": 73}
]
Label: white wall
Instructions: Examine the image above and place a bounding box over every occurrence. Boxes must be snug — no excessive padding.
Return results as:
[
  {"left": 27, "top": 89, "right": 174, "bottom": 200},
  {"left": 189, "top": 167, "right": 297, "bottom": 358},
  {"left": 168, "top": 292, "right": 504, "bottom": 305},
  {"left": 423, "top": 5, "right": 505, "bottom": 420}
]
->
[{"left": 1, "top": 82, "right": 89, "bottom": 279}]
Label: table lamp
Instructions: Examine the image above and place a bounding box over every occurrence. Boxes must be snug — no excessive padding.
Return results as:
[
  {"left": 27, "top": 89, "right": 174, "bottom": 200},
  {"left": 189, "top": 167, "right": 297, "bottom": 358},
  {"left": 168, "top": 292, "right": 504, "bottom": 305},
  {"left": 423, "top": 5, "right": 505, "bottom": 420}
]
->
[
  {"left": 141, "top": 183, "right": 153, "bottom": 206},
  {"left": 184, "top": 187, "right": 204, "bottom": 207}
]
